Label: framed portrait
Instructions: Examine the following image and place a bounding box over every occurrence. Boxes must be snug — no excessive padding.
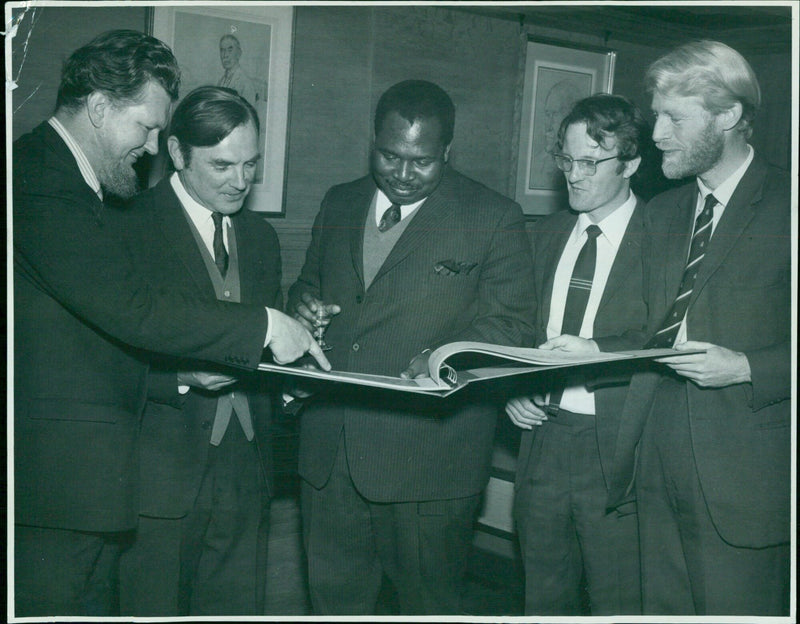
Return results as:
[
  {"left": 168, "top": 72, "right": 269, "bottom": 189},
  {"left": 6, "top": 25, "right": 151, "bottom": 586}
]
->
[
  {"left": 150, "top": 5, "right": 293, "bottom": 214},
  {"left": 515, "top": 37, "right": 616, "bottom": 216}
]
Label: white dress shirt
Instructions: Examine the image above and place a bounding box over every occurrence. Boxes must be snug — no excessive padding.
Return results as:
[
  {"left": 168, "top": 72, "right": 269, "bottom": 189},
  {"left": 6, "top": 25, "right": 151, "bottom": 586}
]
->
[{"left": 546, "top": 192, "right": 638, "bottom": 415}]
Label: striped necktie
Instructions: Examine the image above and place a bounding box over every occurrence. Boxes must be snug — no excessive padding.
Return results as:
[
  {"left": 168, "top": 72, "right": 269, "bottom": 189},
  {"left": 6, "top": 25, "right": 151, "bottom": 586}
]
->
[
  {"left": 646, "top": 192, "right": 717, "bottom": 349},
  {"left": 546, "top": 224, "right": 602, "bottom": 416}
]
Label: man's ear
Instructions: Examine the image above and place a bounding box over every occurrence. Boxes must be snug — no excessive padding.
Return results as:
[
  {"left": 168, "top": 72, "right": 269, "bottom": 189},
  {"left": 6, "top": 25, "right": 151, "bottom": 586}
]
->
[
  {"left": 717, "top": 102, "right": 743, "bottom": 132},
  {"left": 443, "top": 143, "right": 452, "bottom": 163},
  {"left": 167, "top": 136, "right": 186, "bottom": 171},
  {"left": 622, "top": 155, "right": 642, "bottom": 180},
  {"left": 85, "top": 91, "right": 109, "bottom": 128}
]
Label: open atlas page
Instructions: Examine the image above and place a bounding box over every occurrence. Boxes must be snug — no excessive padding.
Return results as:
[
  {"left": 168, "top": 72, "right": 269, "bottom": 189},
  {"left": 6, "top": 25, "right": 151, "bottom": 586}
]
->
[{"left": 257, "top": 341, "right": 690, "bottom": 397}]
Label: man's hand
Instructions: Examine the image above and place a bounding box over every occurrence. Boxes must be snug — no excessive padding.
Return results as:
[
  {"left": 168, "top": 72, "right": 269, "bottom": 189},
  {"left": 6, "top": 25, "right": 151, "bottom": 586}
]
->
[
  {"left": 292, "top": 292, "right": 341, "bottom": 333},
  {"left": 400, "top": 349, "right": 431, "bottom": 379},
  {"left": 655, "top": 340, "right": 751, "bottom": 387},
  {"left": 538, "top": 334, "right": 599, "bottom": 353},
  {"left": 268, "top": 309, "right": 331, "bottom": 370},
  {"left": 177, "top": 370, "right": 238, "bottom": 392},
  {"left": 505, "top": 395, "right": 548, "bottom": 429}
]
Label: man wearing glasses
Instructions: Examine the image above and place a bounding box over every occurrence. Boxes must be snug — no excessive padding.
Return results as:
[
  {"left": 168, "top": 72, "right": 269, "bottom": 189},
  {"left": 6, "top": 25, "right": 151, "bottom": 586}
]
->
[{"left": 505, "top": 94, "right": 650, "bottom": 615}]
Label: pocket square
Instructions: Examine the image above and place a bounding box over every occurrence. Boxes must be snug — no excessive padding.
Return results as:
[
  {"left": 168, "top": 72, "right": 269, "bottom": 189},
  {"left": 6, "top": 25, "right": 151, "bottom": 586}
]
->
[{"left": 434, "top": 259, "right": 478, "bottom": 276}]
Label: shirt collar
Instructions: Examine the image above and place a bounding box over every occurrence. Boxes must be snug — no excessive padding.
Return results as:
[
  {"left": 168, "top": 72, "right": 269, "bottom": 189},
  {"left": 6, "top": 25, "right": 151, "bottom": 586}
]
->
[
  {"left": 575, "top": 190, "right": 637, "bottom": 251},
  {"left": 48, "top": 117, "right": 103, "bottom": 200},
  {"left": 697, "top": 144, "right": 754, "bottom": 208},
  {"left": 375, "top": 188, "right": 426, "bottom": 223},
  {"left": 170, "top": 172, "right": 230, "bottom": 229}
]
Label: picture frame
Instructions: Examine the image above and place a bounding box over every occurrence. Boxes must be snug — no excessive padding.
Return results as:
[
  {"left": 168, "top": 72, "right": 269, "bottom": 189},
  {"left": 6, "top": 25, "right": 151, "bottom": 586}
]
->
[
  {"left": 149, "top": 5, "right": 294, "bottom": 215},
  {"left": 515, "top": 37, "right": 616, "bottom": 216}
]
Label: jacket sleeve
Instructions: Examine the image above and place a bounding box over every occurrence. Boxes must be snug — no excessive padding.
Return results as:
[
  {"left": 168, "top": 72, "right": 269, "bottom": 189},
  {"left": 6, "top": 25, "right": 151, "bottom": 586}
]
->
[{"left": 14, "top": 168, "right": 269, "bottom": 369}]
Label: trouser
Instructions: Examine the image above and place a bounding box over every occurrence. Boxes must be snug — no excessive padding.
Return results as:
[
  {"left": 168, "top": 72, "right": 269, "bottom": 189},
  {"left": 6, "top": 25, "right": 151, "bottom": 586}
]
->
[
  {"left": 301, "top": 433, "right": 481, "bottom": 615},
  {"left": 514, "top": 410, "right": 641, "bottom": 615},
  {"left": 15, "top": 524, "right": 124, "bottom": 617},
  {"left": 637, "top": 378, "right": 790, "bottom": 616},
  {"left": 119, "top": 421, "right": 269, "bottom": 615}
]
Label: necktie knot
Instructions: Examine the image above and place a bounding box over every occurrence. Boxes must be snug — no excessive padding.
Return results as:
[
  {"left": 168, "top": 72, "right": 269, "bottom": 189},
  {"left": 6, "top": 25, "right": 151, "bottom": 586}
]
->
[
  {"left": 378, "top": 203, "right": 402, "bottom": 232},
  {"left": 585, "top": 224, "right": 602, "bottom": 241}
]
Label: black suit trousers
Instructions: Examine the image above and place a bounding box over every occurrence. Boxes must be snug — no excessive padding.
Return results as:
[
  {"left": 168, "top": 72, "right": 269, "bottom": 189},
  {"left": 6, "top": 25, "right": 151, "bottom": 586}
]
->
[
  {"left": 301, "top": 433, "right": 480, "bottom": 615},
  {"left": 15, "top": 524, "right": 124, "bottom": 617},
  {"left": 637, "top": 377, "right": 790, "bottom": 616}
]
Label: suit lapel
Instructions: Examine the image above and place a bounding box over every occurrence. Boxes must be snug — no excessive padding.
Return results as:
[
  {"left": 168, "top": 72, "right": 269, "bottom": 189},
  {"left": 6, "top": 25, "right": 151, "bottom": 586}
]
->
[
  {"left": 153, "top": 180, "right": 215, "bottom": 295},
  {"left": 538, "top": 213, "right": 576, "bottom": 337},
  {"left": 348, "top": 179, "right": 375, "bottom": 290},
  {"left": 596, "top": 198, "right": 645, "bottom": 317},
  {"left": 658, "top": 186, "right": 697, "bottom": 325},
  {"left": 690, "top": 157, "right": 765, "bottom": 303}
]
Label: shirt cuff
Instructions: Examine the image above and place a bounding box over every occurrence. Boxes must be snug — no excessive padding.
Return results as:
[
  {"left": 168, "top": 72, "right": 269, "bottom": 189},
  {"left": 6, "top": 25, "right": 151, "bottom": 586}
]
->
[
  {"left": 263, "top": 307, "right": 274, "bottom": 348},
  {"left": 178, "top": 385, "right": 190, "bottom": 395}
]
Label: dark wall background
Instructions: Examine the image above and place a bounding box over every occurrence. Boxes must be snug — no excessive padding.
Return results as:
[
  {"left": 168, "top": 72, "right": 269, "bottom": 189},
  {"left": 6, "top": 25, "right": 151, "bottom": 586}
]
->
[{"left": 9, "top": 4, "right": 793, "bottom": 294}]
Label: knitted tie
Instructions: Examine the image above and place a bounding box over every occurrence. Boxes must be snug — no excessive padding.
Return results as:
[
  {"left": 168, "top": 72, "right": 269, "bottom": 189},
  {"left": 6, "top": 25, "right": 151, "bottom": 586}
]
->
[
  {"left": 378, "top": 203, "right": 402, "bottom": 232},
  {"left": 211, "top": 212, "right": 229, "bottom": 277},
  {"left": 646, "top": 193, "right": 717, "bottom": 349},
  {"left": 546, "top": 224, "right": 603, "bottom": 416}
]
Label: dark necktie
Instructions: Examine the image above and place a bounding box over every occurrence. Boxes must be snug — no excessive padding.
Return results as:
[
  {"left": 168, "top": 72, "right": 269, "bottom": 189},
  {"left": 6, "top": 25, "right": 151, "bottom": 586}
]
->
[
  {"left": 211, "top": 212, "right": 228, "bottom": 277},
  {"left": 646, "top": 192, "right": 717, "bottom": 349},
  {"left": 378, "top": 203, "right": 402, "bottom": 232},
  {"left": 546, "top": 224, "right": 603, "bottom": 416}
]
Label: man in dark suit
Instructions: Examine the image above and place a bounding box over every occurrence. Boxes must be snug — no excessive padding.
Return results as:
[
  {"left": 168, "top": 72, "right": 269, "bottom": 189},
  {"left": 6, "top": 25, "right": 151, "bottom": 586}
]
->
[
  {"left": 287, "top": 80, "right": 536, "bottom": 614},
  {"left": 116, "top": 87, "right": 278, "bottom": 615},
  {"left": 620, "top": 40, "right": 790, "bottom": 615},
  {"left": 505, "top": 94, "right": 649, "bottom": 615},
  {"left": 12, "top": 31, "right": 327, "bottom": 617}
]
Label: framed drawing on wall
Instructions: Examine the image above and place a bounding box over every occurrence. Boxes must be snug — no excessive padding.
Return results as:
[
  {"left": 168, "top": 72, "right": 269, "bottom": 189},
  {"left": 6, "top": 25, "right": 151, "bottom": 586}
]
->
[
  {"left": 515, "top": 37, "right": 615, "bottom": 216},
  {"left": 150, "top": 5, "right": 293, "bottom": 214}
]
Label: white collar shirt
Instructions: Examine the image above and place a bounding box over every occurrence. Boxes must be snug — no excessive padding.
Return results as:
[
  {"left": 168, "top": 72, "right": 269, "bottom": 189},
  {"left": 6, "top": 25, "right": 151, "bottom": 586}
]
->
[{"left": 170, "top": 172, "right": 230, "bottom": 257}]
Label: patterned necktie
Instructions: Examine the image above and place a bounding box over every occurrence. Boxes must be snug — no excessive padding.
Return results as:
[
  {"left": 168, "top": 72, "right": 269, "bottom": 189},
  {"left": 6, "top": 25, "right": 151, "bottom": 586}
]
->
[
  {"left": 378, "top": 203, "right": 402, "bottom": 232},
  {"left": 546, "top": 224, "right": 603, "bottom": 416},
  {"left": 211, "top": 212, "right": 228, "bottom": 277},
  {"left": 646, "top": 192, "right": 717, "bottom": 349}
]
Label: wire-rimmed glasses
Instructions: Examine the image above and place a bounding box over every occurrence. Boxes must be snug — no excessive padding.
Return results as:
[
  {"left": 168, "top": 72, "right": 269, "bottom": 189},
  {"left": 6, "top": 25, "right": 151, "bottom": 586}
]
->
[{"left": 552, "top": 154, "right": 619, "bottom": 176}]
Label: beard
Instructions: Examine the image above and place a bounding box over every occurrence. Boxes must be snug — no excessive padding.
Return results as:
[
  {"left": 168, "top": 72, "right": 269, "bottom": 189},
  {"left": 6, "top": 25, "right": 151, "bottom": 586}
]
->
[
  {"left": 661, "top": 119, "right": 725, "bottom": 180},
  {"left": 97, "top": 158, "right": 140, "bottom": 200}
]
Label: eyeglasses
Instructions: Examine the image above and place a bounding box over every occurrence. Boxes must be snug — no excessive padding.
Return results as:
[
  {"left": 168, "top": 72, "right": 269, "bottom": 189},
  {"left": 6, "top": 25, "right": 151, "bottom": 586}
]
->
[{"left": 552, "top": 154, "right": 619, "bottom": 176}]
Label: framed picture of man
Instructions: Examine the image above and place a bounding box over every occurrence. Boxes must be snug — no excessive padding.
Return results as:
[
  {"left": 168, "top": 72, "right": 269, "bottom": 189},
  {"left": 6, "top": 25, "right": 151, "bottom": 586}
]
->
[
  {"left": 150, "top": 5, "right": 293, "bottom": 214},
  {"left": 515, "top": 37, "right": 615, "bottom": 216}
]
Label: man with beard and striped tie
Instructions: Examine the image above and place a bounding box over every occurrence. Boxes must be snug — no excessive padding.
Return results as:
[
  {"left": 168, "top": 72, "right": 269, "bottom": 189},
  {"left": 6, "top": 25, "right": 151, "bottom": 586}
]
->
[{"left": 622, "top": 40, "right": 789, "bottom": 616}]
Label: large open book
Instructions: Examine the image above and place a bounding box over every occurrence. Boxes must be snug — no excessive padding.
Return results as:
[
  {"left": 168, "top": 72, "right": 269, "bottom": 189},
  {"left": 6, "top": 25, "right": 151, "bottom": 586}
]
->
[{"left": 257, "top": 341, "right": 684, "bottom": 397}]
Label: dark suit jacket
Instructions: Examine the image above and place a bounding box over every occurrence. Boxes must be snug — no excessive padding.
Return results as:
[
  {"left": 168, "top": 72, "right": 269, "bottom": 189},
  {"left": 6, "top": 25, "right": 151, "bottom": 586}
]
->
[
  {"left": 13, "top": 122, "right": 269, "bottom": 532},
  {"left": 288, "top": 169, "right": 536, "bottom": 502},
  {"left": 608, "top": 155, "right": 790, "bottom": 548},
  {"left": 120, "top": 178, "right": 282, "bottom": 517},
  {"left": 516, "top": 198, "right": 648, "bottom": 494}
]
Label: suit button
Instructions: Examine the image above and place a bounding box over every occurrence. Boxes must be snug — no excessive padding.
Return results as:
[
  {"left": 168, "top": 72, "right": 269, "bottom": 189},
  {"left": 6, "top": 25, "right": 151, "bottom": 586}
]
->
[
  {"left": 356, "top": 295, "right": 363, "bottom": 303},
  {"left": 223, "top": 290, "right": 231, "bottom": 298},
  {"left": 352, "top": 343, "right": 360, "bottom": 351},
  {"left": 201, "top": 420, "right": 212, "bottom": 430}
]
